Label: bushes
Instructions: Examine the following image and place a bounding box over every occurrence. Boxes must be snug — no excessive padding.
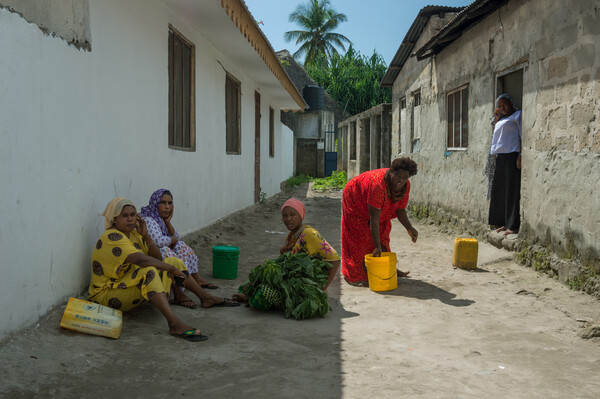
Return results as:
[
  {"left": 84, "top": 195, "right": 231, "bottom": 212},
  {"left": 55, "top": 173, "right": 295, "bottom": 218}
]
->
[
  {"left": 312, "top": 171, "right": 347, "bottom": 192},
  {"left": 284, "top": 171, "right": 347, "bottom": 193}
]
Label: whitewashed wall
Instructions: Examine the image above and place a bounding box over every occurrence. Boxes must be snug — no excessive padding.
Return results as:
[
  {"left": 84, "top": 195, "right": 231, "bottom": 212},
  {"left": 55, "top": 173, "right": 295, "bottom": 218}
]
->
[{"left": 0, "top": 0, "right": 295, "bottom": 338}]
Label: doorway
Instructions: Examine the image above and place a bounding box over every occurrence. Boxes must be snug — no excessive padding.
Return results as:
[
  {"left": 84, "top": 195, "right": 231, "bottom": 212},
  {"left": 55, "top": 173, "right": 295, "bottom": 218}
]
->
[
  {"left": 254, "top": 91, "right": 261, "bottom": 203},
  {"left": 496, "top": 67, "right": 523, "bottom": 109}
]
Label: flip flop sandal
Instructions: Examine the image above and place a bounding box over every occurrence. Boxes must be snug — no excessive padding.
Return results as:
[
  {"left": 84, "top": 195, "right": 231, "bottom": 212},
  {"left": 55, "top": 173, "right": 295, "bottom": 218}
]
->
[
  {"left": 172, "top": 328, "right": 208, "bottom": 342},
  {"left": 171, "top": 299, "right": 198, "bottom": 309},
  {"left": 207, "top": 298, "right": 241, "bottom": 308},
  {"left": 201, "top": 283, "right": 219, "bottom": 290}
]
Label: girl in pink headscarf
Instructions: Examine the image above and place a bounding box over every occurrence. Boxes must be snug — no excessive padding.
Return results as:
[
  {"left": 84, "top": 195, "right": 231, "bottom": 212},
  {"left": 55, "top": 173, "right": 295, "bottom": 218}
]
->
[
  {"left": 233, "top": 198, "right": 340, "bottom": 311},
  {"left": 279, "top": 197, "right": 340, "bottom": 289}
]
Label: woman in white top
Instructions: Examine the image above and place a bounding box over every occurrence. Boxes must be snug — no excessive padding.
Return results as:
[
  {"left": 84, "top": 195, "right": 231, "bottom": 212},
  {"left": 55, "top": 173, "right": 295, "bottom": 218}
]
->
[{"left": 488, "top": 93, "right": 522, "bottom": 235}]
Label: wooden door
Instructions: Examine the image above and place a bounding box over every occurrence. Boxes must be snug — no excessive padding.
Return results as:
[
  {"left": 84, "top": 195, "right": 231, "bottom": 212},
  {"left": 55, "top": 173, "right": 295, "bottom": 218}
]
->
[{"left": 254, "top": 91, "right": 261, "bottom": 203}]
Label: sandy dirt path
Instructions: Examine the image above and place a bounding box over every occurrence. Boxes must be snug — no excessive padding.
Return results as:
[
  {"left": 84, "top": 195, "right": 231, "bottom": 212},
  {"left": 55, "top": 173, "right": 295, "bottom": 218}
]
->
[{"left": 0, "top": 184, "right": 599, "bottom": 398}]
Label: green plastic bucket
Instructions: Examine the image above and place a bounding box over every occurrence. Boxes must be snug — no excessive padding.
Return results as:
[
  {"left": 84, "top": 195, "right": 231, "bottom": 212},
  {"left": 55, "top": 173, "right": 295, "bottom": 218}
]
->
[{"left": 212, "top": 245, "right": 240, "bottom": 279}]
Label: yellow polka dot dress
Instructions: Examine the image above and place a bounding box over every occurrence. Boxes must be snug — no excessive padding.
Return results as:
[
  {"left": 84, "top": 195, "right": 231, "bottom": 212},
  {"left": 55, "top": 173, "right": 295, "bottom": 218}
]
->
[{"left": 88, "top": 229, "right": 186, "bottom": 311}]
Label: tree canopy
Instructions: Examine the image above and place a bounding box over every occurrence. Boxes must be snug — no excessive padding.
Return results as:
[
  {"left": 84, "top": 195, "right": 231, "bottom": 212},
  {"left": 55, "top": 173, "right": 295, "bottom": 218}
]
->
[
  {"left": 305, "top": 46, "right": 391, "bottom": 115},
  {"left": 284, "top": 0, "right": 351, "bottom": 66}
]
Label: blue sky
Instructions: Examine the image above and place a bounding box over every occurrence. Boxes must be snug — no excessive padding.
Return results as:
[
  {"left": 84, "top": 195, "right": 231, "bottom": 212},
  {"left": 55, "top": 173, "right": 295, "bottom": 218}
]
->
[{"left": 244, "top": 0, "right": 473, "bottom": 66}]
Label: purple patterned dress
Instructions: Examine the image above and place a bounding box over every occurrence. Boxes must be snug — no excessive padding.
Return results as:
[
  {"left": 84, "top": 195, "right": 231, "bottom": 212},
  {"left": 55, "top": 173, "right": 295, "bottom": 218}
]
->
[{"left": 140, "top": 189, "right": 199, "bottom": 274}]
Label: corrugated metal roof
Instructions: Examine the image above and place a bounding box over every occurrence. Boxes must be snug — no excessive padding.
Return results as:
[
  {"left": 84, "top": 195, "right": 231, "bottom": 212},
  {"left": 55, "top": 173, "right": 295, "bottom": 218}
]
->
[
  {"left": 380, "top": 5, "right": 464, "bottom": 87},
  {"left": 414, "top": 0, "right": 509, "bottom": 60}
]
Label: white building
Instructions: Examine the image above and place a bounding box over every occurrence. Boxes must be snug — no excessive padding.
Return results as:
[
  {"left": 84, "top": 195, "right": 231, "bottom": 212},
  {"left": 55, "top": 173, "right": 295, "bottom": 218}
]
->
[{"left": 0, "top": 0, "right": 305, "bottom": 339}]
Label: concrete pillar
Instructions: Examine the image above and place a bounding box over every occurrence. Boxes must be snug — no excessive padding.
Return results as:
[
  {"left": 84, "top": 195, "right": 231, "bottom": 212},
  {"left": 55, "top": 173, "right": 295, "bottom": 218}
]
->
[
  {"left": 370, "top": 116, "right": 379, "bottom": 170},
  {"left": 381, "top": 104, "right": 392, "bottom": 168},
  {"left": 359, "top": 117, "right": 370, "bottom": 173}
]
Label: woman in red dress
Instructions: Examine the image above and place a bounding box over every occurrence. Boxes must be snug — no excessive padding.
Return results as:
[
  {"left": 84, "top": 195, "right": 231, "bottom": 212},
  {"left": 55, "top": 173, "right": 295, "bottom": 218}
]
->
[{"left": 341, "top": 157, "right": 419, "bottom": 286}]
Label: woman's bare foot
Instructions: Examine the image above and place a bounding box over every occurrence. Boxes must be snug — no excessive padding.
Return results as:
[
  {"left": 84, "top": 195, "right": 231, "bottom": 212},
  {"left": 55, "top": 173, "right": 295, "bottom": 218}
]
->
[
  {"left": 170, "top": 294, "right": 198, "bottom": 309},
  {"left": 397, "top": 269, "right": 410, "bottom": 277},
  {"left": 504, "top": 229, "right": 518, "bottom": 235},
  {"left": 344, "top": 277, "right": 369, "bottom": 287},
  {"left": 199, "top": 296, "right": 239, "bottom": 308},
  {"left": 192, "top": 273, "right": 219, "bottom": 289},
  {"left": 495, "top": 226, "right": 506, "bottom": 233},
  {"left": 168, "top": 319, "right": 194, "bottom": 336}
]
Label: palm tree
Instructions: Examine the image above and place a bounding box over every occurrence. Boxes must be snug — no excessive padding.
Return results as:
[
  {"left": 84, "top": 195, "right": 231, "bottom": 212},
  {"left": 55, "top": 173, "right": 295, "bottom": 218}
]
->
[{"left": 284, "top": 0, "right": 352, "bottom": 66}]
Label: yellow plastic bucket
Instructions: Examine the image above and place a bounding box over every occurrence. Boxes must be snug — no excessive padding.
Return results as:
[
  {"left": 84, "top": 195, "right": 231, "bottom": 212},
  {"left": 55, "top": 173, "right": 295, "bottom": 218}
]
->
[{"left": 365, "top": 252, "right": 398, "bottom": 292}]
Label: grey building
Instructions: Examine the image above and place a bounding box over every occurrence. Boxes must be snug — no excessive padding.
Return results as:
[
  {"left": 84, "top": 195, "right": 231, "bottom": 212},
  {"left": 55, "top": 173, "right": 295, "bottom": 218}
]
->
[
  {"left": 380, "top": 0, "right": 600, "bottom": 287},
  {"left": 277, "top": 50, "right": 348, "bottom": 177}
]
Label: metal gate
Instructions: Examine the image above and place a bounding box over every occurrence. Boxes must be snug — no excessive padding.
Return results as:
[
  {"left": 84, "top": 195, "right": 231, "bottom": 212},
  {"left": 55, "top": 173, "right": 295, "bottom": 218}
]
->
[{"left": 324, "top": 130, "right": 337, "bottom": 177}]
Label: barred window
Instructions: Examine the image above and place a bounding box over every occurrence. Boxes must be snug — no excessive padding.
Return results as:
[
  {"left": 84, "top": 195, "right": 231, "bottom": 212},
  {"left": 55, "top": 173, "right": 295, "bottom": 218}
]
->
[
  {"left": 447, "top": 86, "right": 469, "bottom": 149},
  {"left": 168, "top": 26, "right": 195, "bottom": 150}
]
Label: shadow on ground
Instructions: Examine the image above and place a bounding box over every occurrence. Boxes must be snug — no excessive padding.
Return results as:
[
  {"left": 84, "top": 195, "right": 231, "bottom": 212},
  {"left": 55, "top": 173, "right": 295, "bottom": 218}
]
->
[{"left": 378, "top": 278, "right": 475, "bottom": 307}]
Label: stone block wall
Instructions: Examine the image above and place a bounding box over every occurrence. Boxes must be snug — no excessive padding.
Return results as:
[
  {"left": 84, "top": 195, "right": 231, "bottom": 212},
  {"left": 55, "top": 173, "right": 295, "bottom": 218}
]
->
[
  {"left": 338, "top": 104, "right": 392, "bottom": 179},
  {"left": 388, "top": 0, "right": 599, "bottom": 278}
]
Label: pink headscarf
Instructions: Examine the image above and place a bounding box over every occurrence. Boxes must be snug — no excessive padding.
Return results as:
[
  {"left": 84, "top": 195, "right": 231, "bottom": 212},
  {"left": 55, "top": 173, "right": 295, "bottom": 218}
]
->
[{"left": 281, "top": 197, "right": 305, "bottom": 220}]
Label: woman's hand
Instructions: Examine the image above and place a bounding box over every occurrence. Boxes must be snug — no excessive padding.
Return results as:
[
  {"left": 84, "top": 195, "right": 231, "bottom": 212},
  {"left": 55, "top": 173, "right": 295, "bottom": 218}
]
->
[
  {"left": 516, "top": 154, "right": 521, "bottom": 170},
  {"left": 136, "top": 215, "right": 148, "bottom": 237},
  {"left": 165, "top": 207, "right": 174, "bottom": 224},
  {"left": 169, "top": 235, "right": 179, "bottom": 249},
  {"left": 232, "top": 293, "right": 248, "bottom": 303},
  {"left": 493, "top": 107, "right": 503, "bottom": 123},
  {"left": 170, "top": 265, "right": 187, "bottom": 279},
  {"left": 407, "top": 226, "right": 418, "bottom": 243},
  {"left": 372, "top": 246, "right": 382, "bottom": 257}
]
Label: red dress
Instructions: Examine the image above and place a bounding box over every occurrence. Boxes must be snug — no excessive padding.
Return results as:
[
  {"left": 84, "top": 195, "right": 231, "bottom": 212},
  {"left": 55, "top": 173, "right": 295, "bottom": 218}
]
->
[{"left": 341, "top": 168, "right": 410, "bottom": 283}]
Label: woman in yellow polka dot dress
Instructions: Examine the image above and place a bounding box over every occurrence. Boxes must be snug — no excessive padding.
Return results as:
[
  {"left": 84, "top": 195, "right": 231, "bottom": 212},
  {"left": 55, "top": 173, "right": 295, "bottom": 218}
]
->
[{"left": 88, "top": 197, "right": 239, "bottom": 341}]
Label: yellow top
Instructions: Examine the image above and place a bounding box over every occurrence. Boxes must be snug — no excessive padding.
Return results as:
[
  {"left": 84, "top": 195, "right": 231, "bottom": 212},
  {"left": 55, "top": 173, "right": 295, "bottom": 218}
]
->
[{"left": 88, "top": 229, "right": 149, "bottom": 299}]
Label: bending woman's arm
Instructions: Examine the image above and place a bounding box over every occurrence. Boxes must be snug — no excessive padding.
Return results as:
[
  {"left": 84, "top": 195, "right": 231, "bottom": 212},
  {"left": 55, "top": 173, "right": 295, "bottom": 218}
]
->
[
  {"left": 396, "top": 208, "right": 418, "bottom": 243},
  {"left": 369, "top": 205, "right": 382, "bottom": 256}
]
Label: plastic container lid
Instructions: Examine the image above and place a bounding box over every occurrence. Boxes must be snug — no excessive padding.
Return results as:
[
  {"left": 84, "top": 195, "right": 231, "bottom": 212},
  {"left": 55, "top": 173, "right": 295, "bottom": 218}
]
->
[{"left": 212, "top": 245, "right": 240, "bottom": 253}]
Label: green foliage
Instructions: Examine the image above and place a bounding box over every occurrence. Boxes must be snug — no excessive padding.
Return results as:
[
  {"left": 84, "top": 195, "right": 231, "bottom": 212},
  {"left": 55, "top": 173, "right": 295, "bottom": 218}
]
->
[
  {"left": 305, "top": 46, "right": 391, "bottom": 115},
  {"left": 312, "top": 171, "right": 347, "bottom": 192},
  {"left": 285, "top": 174, "right": 314, "bottom": 190},
  {"left": 247, "top": 253, "right": 332, "bottom": 320},
  {"left": 284, "top": 0, "right": 351, "bottom": 67},
  {"left": 410, "top": 204, "right": 431, "bottom": 220},
  {"left": 259, "top": 191, "right": 267, "bottom": 204}
]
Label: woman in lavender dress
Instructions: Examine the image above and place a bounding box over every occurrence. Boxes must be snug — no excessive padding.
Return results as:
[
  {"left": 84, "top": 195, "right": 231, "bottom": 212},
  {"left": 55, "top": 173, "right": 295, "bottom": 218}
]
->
[{"left": 140, "top": 189, "right": 218, "bottom": 308}]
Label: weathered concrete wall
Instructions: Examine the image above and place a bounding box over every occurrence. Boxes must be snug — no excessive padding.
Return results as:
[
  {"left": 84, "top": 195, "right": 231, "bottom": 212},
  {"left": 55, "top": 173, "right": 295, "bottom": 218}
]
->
[
  {"left": 0, "top": 0, "right": 90, "bottom": 49},
  {"left": 338, "top": 104, "right": 392, "bottom": 179},
  {"left": 391, "top": 1, "right": 600, "bottom": 274}
]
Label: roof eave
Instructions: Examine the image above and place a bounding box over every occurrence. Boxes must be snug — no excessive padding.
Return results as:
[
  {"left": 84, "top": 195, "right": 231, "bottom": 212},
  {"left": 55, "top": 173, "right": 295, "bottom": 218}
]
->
[
  {"left": 220, "top": 0, "right": 307, "bottom": 110},
  {"left": 414, "top": 0, "right": 509, "bottom": 59}
]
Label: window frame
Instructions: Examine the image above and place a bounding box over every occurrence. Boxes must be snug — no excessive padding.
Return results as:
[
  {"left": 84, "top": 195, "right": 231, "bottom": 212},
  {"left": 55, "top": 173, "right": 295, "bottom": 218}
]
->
[
  {"left": 168, "top": 25, "right": 196, "bottom": 151},
  {"left": 412, "top": 90, "right": 421, "bottom": 107},
  {"left": 446, "top": 84, "right": 469, "bottom": 151},
  {"left": 225, "top": 73, "right": 242, "bottom": 155}
]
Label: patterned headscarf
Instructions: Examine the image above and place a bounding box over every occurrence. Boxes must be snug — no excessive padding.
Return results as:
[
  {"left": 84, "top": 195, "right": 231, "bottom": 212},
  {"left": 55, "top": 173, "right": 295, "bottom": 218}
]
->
[
  {"left": 496, "top": 93, "right": 517, "bottom": 110},
  {"left": 281, "top": 197, "right": 305, "bottom": 220},
  {"left": 102, "top": 197, "right": 136, "bottom": 230},
  {"left": 139, "top": 189, "right": 171, "bottom": 236}
]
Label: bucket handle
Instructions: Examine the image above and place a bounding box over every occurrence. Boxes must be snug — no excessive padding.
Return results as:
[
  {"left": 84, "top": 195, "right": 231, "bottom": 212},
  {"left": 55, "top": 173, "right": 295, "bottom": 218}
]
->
[
  {"left": 365, "top": 257, "right": 399, "bottom": 281},
  {"left": 367, "top": 269, "right": 398, "bottom": 281}
]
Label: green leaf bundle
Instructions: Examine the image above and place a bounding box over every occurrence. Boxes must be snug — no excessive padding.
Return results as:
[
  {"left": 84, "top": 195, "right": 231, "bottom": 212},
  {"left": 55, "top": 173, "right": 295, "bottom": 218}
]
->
[{"left": 247, "top": 252, "right": 332, "bottom": 320}]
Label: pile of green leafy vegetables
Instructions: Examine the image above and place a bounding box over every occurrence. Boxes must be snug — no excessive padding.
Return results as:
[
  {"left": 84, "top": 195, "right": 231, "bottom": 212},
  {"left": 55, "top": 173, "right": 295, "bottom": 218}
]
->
[{"left": 247, "top": 252, "right": 332, "bottom": 320}]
